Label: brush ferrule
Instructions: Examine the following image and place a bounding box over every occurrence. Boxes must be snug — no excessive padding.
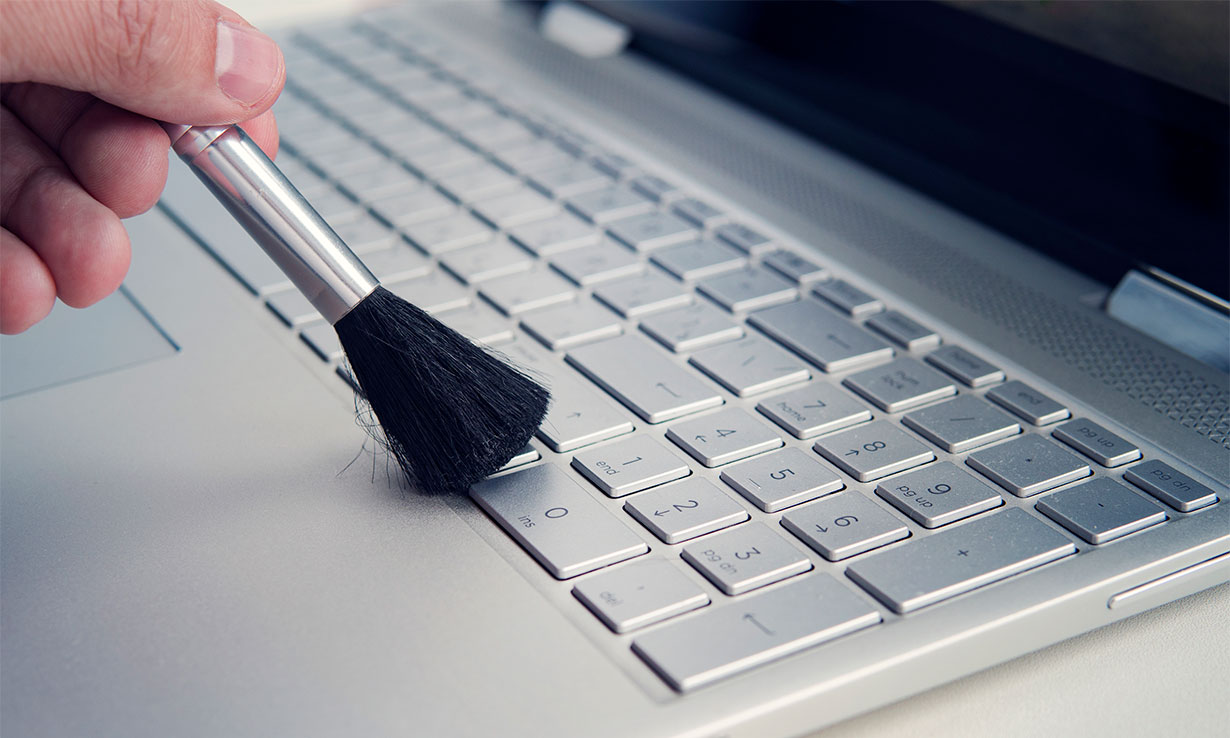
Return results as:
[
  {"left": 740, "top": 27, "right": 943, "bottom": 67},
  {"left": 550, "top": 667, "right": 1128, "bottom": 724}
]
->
[{"left": 164, "top": 124, "right": 378, "bottom": 324}]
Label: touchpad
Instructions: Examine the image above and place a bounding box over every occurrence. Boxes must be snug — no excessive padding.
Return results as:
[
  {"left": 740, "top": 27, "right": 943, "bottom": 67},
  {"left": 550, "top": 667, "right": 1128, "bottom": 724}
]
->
[{"left": 0, "top": 287, "right": 177, "bottom": 399}]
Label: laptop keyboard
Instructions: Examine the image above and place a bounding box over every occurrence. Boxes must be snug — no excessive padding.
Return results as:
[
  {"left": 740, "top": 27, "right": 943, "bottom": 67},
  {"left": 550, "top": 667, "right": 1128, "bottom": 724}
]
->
[{"left": 162, "top": 17, "right": 1222, "bottom": 694}]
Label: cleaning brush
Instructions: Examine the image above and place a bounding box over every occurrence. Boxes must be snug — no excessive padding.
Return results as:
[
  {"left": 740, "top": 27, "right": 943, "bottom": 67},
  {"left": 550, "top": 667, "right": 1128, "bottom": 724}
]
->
[{"left": 163, "top": 123, "right": 550, "bottom": 493}]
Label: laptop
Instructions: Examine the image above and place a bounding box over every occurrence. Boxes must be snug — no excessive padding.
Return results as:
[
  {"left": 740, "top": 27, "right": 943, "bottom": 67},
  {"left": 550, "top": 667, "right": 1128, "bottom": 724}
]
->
[{"left": 2, "top": 2, "right": 1226, "bottom": 736}]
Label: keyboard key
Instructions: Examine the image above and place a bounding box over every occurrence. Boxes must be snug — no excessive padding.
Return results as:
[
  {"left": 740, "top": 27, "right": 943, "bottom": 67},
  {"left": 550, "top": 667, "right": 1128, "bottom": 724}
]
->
[
  {"left": 493, "top": 138, "right": 573, "bottom": 174},
  {"left": 439, "top": 240, "right": 534, "bottom": 284},
  {"left": 1052, "top": 418, "right": 1143, "bottom": 467},
  {"left": 571, "top": 436, "right": 691, "bottom": 497},
  {"left": 590, "top": 151, "right": 639, "bottom": 179},
  {"left": 573, "top": 559, "right": 709, "bottom": 633},
  {"left": 332, "top": 214, "right": 401, "bottom": 255},
  {"left": 385, "top": 270, "right": 471, "bottom": 315},
  {"left": 875, "top": 462, "right": 1003, "bottom": 528},
  {"left": 267, "top": 290, "right": 322, "bottom": 327},
  {"left": 497, "top": 445, "right": 540, "bottom": 472},
  {"left": 639, "top": 302, "right": 743, "bottom": 353},
  {"left": 593, "top": 272, "right": 692, "bottom": 318},
  {"left": 565, "top": 185, "right": 654, "bottom": 224},
  {"left": 479, "top": 269, "right": 576, "bottom": 315},
  {"left": 901, "top": 395, "right": 1021, "bottom": 452},
  {"left": 470, "top": 464, "right": 648, "bottom": 579},
  {"left": 748, "top": 300, "right": 894, "bottom": 373},
  {"left": 925, "top": 345, "right": 1005, "bottom": 388},
  {"left": 529, "top": 160, "right": 610, "bottom": 198},
  {"left": 300, "top": 322, "right": 343, "bottom": 362},
  {"left": 697, "top": 266, "right": 797, "bottom": 313},
  {"left": 537, "top": 377, "right": 634, "bottom": 451},
  {"left": 671, "top": 197, "right": 727, "bottom": 228},
  {"left": 436, "top": 301, "right": 515, "bottom": 346},
  {"left": 761, "top": 249, "right": 827, "bottom": 283},
  {"left": 631, "top": 574, "right": 881, "bottom": 692},
  {"left": 865, "top": 310, "right": 941, "bottom": 352},
  {"left": 507, "top": 212, "right": 600, "bottom": 256},
  {"left": 966, "top": 434, "right": 1091, "bottom": 497},
  {"left": 1035, "top": 477, "right": 1167, "bottom": 544},
  {"left": 628, "top": 174, "right": 681, "bottom": 202},
  {"left": 402, "top": 212, "right": 493, "bottom": 254},
  {"left": 550, "top": 243, "right": 644, "bottom": 286},
  {"left": 496, "top": 342, "right": 638, "bottom": 453},
  {"left": 841, "top": 357, "right": 956, "bottom": 413},
  {"left": 714, "top": 222, "right": 773, "bottom": 254},
  {"left": 333, "top": 164, "right": 421, "bottom": 202},
  {"left": 520, "top": 299, "right": 622, "bottom": 350},
  {"left": 624, "top": 477, "right": 749, "bottom": 544},
  {"left": 666, "top": 408, "right": 784, "bottom": 467},
  {"left": 986, "top": 381, "right": 1070, "bottom": 425},
  {"left": 846, "top": 508, "right": 1076, "bottom": 614},
  {"left": 607, "top": 211, "right": 698, "bottom": 252},
  {"left": 720, "top": 447, "right": 844, "bottom": 512},
  {"left": 566, "top": 335, "right": 724, "bottom": 423},
  {"left": 681, "top": 523, "right": 812, "bottom": 595},
  {"left": 814, "top": 421, "right": 935, "bottom": 482},
  {"left": 435, "top": 163, "right": 522, "bottom": 202},
  {"left": 755, "top": 383, "right": 873, "bottom": 439},
  {"left": 471, "top": 188, "right": 560, "bottom": 229},
  {"left": 689, "top": 335, "right": 810, "bottom": 397},
  {"left": 812, "top": 279, "right": 883, "bottom": 317},
  {"left": 367, "top": 187, "right": 457, "bottom": 228},
  {"left": 782, "top": 492, "right": 910, "bottom": 561},
  {"left": 650, "top": 239, "right": 746, "bottom": 281},
  {"left": 1123, "top": 460, "right": 1220, "bottom": 512}
]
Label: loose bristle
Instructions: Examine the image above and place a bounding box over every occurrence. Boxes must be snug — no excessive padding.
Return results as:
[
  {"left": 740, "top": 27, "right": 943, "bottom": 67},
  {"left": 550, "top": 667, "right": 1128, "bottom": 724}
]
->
[{"left": 334, "top": 286, "right": 550, "bottom": 494}]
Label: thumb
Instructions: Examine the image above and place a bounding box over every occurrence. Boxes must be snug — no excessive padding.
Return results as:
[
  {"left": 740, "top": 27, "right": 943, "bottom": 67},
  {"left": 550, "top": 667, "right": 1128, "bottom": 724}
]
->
[{"left": 0, "top": 0, "right": 285, "bottom": 125}]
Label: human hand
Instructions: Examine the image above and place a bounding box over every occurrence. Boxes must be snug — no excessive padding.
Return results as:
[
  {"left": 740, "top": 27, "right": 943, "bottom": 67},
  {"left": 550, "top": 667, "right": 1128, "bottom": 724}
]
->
[{"left": 1, "top": 0, "right": 285, "bottom": 334}]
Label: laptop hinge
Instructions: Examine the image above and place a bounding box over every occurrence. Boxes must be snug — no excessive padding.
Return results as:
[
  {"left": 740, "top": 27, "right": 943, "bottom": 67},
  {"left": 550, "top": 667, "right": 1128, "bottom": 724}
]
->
[
  {"left": 1105, "top": 269, "right": 1230, "bottom": 373},
  {"left": 537, "top": 1, "right": 631, "bottom": 58}
]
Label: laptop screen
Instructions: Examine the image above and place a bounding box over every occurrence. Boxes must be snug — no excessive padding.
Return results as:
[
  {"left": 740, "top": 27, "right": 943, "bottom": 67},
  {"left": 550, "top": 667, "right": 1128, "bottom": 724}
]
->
[{"left": 582, "top": 0, "right": 1230, "bottom": 301}]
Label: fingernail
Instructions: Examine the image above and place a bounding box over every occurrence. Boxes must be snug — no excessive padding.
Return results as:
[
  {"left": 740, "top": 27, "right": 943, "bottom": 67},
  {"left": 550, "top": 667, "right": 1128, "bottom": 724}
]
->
[{"left": 215, "top": 21, "right": 282, "bottom": 106}]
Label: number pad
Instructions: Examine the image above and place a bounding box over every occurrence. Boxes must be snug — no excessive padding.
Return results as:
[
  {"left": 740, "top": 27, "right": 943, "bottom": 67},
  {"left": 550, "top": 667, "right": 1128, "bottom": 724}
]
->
[
  {"left": 572, "top": 436, "right": 691, "bottom": 498},
  {"left": 666, "top": 408, "right": 784, "bottom": 467},
  {"left": 719, "top": 447, "right": 844, "bottom": 512},
  {"left": 781, "top": 492, "right": 909, "bottom": 561},
  {"left": 841, "top": 357, "right": 956, "bottom": 413},
  {"left": 875, "top": 462, "right": 1003, "bottom": 528},
  {"left": 624, "top": 477, "right": 749, "bottom": 544},
  {"left": 681, "top": 523, "right": 813, "bottom": 595},
  {"left": 813, "top": 421, "right": 935, "bottom": 482},
  {"left": 572, "top": 559, "right": 710, "bottom": 633}
]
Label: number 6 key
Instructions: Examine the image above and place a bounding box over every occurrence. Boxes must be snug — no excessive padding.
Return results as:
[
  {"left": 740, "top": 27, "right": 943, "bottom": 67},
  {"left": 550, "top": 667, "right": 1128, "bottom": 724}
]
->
[{"left": 782, "top": 491, "right": 910, "bottom": 561}]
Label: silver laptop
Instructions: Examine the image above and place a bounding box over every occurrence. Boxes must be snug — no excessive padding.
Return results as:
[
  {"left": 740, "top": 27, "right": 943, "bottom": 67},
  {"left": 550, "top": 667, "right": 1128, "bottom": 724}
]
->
[{"left": 3, "top": 2, "right": 1227, "bottom": 736}]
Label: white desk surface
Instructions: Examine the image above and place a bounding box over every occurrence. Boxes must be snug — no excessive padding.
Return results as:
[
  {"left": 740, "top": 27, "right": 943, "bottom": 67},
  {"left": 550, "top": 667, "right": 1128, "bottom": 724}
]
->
[{"left": 222, "top": 2, "right": 1229, "bottom": 735}]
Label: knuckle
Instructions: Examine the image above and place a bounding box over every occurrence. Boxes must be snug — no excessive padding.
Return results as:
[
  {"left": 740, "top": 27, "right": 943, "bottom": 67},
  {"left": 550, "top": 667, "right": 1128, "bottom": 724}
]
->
[{"left": 94, "top": 0, "right": 165, "bottom": 83}]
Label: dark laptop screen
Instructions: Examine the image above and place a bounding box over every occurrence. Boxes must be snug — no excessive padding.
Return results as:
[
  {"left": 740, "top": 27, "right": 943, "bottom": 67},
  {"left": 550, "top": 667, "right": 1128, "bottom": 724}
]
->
[{"left": 582, "top": 0, "right": 1230, "bottom": 300}]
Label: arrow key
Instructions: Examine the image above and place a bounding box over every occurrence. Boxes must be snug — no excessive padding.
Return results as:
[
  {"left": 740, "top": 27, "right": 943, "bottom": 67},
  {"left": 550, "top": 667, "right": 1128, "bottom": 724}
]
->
[
  {"left": 667, "top": 407, "right": 784, "bottom": 467},
  {"left": 624, "top": 477, "right": 749, "bottom": 543}
]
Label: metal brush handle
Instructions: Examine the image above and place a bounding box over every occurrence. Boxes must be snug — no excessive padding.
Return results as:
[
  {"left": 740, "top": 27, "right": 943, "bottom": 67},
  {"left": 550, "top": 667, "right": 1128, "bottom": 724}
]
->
[{"left": 162, "top": 123, "right": 378, "bottom": 324}]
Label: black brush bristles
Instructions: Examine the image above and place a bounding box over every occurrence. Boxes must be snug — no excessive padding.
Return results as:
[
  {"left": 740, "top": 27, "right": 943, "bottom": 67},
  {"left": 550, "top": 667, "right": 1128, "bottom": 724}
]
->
[{"left": 334, "top": 286, "right": 550, "bottom": 494}]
